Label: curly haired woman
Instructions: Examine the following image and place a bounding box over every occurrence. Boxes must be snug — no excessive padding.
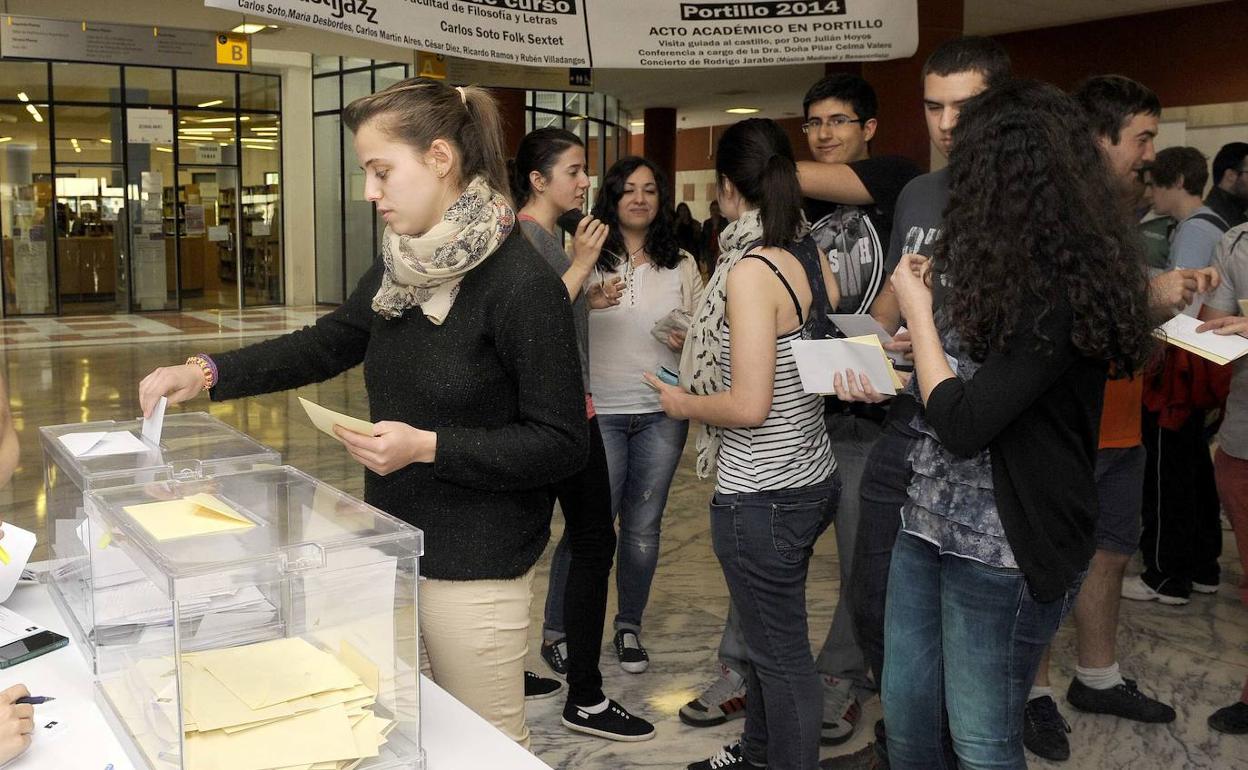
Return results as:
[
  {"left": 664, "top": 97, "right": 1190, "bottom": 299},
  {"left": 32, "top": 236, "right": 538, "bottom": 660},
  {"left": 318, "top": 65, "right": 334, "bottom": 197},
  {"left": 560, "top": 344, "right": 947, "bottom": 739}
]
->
[{"left": 880, "top": 79, "right": 1156, "bottom": 770}]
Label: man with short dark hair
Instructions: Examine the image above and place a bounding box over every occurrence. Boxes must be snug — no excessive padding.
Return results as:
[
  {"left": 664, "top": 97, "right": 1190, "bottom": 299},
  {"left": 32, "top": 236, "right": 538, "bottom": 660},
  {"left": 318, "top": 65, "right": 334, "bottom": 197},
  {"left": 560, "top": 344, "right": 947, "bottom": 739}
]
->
[
  {"left": 1149, "top": 146, "right": 1228, "bottom": 269},
  {"left": 681, "top": 72, "right": 919, "bottom": 755},
  {"left": 1207, "top": 142, "right": 1248, "bottom": 228}
]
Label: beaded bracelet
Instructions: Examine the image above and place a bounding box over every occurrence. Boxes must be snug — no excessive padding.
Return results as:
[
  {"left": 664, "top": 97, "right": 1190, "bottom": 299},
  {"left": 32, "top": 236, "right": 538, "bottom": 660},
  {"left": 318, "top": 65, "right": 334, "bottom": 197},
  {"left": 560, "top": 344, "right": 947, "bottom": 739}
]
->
[{"left": 185, "top": 354, "right": 218, "bottom": 391}]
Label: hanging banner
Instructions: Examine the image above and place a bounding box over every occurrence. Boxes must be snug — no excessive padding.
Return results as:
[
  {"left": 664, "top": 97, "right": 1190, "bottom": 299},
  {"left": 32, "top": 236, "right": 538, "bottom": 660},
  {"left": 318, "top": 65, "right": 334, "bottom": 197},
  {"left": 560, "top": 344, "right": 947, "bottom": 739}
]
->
[
  {"left": 202, "top": 0, "right": 916, "bottom": 68},
  {"left": 1, "top": 15, "right": 251, "bottom": 71}
]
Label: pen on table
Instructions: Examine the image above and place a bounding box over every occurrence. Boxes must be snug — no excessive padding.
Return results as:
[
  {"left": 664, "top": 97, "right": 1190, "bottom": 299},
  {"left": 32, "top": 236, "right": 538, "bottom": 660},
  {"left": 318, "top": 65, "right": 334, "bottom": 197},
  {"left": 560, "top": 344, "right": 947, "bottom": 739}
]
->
[{"left": 15, "top": 696, "right": 54, "bottom": 705}]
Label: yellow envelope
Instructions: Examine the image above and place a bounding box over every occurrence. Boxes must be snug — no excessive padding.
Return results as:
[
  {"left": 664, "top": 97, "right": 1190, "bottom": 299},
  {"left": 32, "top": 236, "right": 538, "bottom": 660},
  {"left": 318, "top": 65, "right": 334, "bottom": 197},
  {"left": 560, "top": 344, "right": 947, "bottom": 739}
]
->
[
  {"left": 185, "top": 703, "right": 359, "bottom": 770},
  {"left": 124, "top": 493, "right": 254, "bottom": 541},
  {"left": 298, "top": 397, "right": 375, "bottom": 438},
  {"left": 189, "top": 637, "right": 363, "bottom": 710},
  {"left": 844, "top": 335, "right": 906, "bottom": 390}
]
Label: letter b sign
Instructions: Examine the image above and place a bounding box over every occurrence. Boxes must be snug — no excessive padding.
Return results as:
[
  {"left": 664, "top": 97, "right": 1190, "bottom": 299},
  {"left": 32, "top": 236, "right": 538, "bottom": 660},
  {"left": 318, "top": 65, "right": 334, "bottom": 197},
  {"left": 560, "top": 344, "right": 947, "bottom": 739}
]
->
[{"left": 216, "top": 33, "right": 250, "bottom": 67}]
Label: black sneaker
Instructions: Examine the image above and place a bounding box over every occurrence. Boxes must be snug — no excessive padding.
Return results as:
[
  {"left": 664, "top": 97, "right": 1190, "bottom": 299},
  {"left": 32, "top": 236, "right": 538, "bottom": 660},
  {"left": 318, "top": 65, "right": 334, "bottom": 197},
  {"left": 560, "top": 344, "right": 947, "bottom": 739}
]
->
[
  {"left": 819, "top": 745, "right": 879, "bottom": 769},
  {"left": 1208, "top": 702, "right": 1248, "bottom": 734},
  {"left": 1066, "top": 677, "right": 1176, "bottom": 723},
  {"left": 524, "top": 670, "right": 563, "bottom": 700},
  {"left": 561, "top": 698, "right": 656, "bottom": 742},
  {"left": 688, "top": 743, "right": 762, "bottom": 769},
  {"left": 1023, "top": 696, "right": 1071, "bottom": 761},
  {"left": 541, "top": 638, "right": 568, "bottom": 676},
  {"left": 613, "top": 629, "right": 649, "bottom": 673}
]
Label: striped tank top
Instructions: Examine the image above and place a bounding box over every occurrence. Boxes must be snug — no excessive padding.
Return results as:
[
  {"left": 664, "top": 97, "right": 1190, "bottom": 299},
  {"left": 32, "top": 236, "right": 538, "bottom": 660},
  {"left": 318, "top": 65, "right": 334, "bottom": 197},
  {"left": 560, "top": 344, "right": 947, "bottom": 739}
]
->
[{"left": 714, "top": 253, "right": 835, "bottom": 494}]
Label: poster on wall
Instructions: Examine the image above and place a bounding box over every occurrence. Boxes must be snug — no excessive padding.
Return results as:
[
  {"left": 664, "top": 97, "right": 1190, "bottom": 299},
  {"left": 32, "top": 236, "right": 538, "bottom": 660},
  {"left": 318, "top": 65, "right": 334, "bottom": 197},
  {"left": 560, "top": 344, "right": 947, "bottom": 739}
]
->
[
  {"left": 134, "top": 172, "right": 168, "bottom": 311},
  {"left": 201, "top": 0, "right": 917, "bottom": 68}
]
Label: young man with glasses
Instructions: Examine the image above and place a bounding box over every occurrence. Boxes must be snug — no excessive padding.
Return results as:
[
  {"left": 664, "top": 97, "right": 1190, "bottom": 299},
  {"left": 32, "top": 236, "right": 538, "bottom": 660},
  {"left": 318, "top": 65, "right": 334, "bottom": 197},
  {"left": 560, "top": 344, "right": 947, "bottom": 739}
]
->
[
  {"left": 1206, "top": 142, "right": 1248, "bottom": 229},
  {"left": 678, "top": 73, "right": 919, "bottom": 749}
]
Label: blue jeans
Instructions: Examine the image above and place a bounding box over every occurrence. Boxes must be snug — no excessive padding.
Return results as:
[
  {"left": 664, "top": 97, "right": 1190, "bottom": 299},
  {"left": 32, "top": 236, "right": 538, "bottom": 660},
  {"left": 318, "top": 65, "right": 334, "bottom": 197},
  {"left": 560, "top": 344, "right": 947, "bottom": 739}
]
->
[
  {"left": 544, "top": 411, "right": 687, "bottom": 636},
  {"left": 712, "top": 474, "right": 841, "bottom": 770},
  {"left": 883, "top": 533, "right": 1079, "bottom": 770}
]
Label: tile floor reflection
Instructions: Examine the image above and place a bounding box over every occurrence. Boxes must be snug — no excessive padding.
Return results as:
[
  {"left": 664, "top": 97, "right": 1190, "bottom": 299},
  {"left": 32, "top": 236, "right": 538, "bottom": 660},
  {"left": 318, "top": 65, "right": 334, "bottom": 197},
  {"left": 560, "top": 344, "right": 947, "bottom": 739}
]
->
[{"left": 1, "top": 312, "right": 1244, "bottom": 769}]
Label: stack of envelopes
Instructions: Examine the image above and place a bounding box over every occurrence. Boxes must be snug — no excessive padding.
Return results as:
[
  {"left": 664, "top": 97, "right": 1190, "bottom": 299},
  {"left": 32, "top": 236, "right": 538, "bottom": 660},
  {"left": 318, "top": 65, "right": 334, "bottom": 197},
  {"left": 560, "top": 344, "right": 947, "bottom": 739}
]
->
[{"left": 178, "top": 637, "right": 395, "bottom": 770}]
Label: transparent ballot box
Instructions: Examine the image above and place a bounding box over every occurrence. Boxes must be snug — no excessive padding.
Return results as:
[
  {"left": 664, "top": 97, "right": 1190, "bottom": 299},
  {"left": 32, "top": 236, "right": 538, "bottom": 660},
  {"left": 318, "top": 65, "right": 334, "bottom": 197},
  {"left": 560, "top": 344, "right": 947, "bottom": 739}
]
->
[
  {"left": 83, "top": 466, "right": 424, "bottom": 770},
  {"left": 39, "top": 413, "right": 281, "bottom": 666}
]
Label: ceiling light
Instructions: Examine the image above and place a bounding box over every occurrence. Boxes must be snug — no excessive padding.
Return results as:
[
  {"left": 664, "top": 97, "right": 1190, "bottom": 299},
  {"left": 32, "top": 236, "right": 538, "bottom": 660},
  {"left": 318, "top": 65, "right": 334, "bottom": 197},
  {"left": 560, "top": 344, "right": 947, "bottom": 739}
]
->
[
  {"left": 100, "top": 138, "right": 112, "bottom": 143},
  {"left": 197, "top": 99, "right": 224, "bottom": 108},
  {"left": 725, "top": 107, "right": 759, "bottom": 114},
  {"left": 25, "top": 104, "right": 43, "bottom": 123},
  {"left": 0, "top": 137, "right": 12, "bottom": 143},
  {"left": 17, "top": 92, "right": 29, "bottom": 103},
  {"left": 630, "top": 120, "right": 644, "bottom": 127},
  {"left": 179, "top": 127, "right": 230, "bottom": 133},
  {"left": 155, "top": 146, "right": 172, "bottom": 153},
  {"left": 196, "top": 116, "right": 236, "bottom": 124},
  {"left": 231, "top": 23, "right": 266, "bottom": 34}
]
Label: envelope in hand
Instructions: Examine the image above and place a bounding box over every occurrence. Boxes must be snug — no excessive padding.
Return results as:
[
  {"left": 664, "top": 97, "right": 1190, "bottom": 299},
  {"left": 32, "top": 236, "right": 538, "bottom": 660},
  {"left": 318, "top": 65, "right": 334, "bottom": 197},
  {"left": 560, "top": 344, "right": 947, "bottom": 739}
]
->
[{"left": 124, "top": 493, "right": 255, "bottom": 541}]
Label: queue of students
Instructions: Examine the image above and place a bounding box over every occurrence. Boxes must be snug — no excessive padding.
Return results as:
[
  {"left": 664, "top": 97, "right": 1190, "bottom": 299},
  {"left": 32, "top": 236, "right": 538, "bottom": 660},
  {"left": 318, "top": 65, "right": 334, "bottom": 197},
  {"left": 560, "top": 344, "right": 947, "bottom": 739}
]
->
[{"left": 124, "top": 36, "right": 1248, "bottom": 770}]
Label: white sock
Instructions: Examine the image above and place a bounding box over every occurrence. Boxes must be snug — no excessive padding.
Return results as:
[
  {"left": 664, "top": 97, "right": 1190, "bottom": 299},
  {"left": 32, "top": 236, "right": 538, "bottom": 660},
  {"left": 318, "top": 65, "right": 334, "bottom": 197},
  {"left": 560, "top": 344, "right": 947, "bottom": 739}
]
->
[
  {"left": 1076, "top": 662, "right": 1125, "bottom": 690},
  {"left": 579, "top": 698, "right": 609, "bottom": 714},
  {"left": 1029, "top": 685, "right": 1054, "bottom": 702}
]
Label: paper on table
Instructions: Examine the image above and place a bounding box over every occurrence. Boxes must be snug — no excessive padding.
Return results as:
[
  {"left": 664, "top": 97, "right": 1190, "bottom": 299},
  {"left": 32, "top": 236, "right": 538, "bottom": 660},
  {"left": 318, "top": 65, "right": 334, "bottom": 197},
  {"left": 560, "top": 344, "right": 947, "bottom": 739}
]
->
[
  {"left": 0, "top": 523, "right": 37, "bottom": 602},
  {"left": 790, "top": 338, "right": 899, "bottom": 396},
  {"left": 58, "top": 430, "right": 152, "bottom": 458},
  {"left": 298, "top": 397, "right": 375, "bottom": 438},
  {"left": 1156, "top": 312, "right": 1248, "bottom": 366},
  {"left": 829, "top": 314, "right": 909, "bottom": 365},
  {"left": 142, "top": 396, "right": 167, "bottom": 446},
  {"left": 124, "top": 493, "right": 255, "bottom": 541}
]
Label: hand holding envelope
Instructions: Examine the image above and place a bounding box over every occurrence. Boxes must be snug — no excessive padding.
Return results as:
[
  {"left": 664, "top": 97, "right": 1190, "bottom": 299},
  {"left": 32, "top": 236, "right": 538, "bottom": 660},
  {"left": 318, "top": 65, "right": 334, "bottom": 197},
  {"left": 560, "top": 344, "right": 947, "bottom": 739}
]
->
[
  {"left": 298, "top": 397, "right": 436, "bottom": 476},
  {"left": 790, "top": 336, "right": 906, "bottom": 402}
]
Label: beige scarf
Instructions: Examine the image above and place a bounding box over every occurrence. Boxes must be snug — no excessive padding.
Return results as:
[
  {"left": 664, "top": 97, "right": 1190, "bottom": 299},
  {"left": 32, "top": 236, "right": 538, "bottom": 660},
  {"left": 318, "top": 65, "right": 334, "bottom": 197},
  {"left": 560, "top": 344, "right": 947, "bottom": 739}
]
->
[{"left": 373, "top": 176, "right": 514, "bottom": 323}]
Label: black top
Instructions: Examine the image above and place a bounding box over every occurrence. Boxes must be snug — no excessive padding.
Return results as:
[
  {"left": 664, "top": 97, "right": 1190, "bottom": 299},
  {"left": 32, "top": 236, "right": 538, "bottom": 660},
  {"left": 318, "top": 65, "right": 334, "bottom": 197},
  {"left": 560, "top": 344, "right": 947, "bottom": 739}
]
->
[
  {"left": 924, "top": 293, "right": 1108, "bottom": 602},
  {"left": 1206, "top": 186, "right": 1248, "bottom": 230},
  {"left": 804, "top": 155, "right": 921, "bottom": 314},
  {"left": 211, "top": 229, "right": 588, "bottom": 580}
]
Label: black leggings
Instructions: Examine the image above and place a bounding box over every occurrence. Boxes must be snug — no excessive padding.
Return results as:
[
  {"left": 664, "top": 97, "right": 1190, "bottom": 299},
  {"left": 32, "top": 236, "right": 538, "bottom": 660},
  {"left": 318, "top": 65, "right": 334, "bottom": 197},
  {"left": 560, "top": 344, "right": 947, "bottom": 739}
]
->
[{"left": 550, "top": 416, "right": 617, "bottom": 705}]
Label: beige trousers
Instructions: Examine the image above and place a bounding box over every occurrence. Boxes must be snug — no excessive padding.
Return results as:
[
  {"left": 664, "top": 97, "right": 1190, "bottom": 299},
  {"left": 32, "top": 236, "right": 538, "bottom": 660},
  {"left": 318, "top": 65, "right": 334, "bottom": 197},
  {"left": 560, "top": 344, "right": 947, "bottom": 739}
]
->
[{"left": 419, "top": 567, "right": 535, "bottom": 748}]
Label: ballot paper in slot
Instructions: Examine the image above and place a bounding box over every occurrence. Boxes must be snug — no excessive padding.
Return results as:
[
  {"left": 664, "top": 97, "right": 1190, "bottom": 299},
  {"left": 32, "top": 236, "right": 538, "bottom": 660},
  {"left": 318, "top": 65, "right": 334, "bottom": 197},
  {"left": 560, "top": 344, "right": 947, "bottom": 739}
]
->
[
  {"left": 790, "top": 336, "right": 904, "bottom": 397},
  {"left": 1156, "top": 313, "right": 1248, "bottom": 366},
  {"left": 39, "top": 413, "right": 281, "bottom": 669},
  {"left": 81, "top": 465, "right": 424, "bottom": 770}
]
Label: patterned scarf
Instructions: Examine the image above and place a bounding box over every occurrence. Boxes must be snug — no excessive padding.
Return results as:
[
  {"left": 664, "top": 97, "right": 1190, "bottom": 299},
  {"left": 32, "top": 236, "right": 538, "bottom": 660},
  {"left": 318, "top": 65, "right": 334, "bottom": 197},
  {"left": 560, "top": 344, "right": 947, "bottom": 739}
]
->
[
  {"left": 680, "top": 209, "right": 767, "bottom": 478},
  {"left": 373, "top": 176, "right": 514, "bottom": 323}
]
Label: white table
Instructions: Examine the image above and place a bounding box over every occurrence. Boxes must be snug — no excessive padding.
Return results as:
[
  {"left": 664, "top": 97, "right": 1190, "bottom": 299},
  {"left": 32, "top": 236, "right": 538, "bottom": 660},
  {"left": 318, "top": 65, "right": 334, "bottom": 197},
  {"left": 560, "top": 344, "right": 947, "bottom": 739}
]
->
[{"left": 0, "top": 582, "right": 552, "bottom": 770}]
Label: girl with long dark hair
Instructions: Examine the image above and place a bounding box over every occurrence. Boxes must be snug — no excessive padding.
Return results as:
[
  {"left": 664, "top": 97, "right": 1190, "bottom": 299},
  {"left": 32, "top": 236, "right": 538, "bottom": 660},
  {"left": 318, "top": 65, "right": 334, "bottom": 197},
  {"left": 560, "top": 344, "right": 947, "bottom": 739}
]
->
[
  {"left": 881, "top": 80, "right": 1155, "bottom": 768},
  {"left": 511, "top": 126, "right": 653, "bottom": 741},
  {"left": 541, "top": 156, "right": 702, "bottom": 676},
  {"left": 648, "top": 118, "right": 841, "bottom": 770}
]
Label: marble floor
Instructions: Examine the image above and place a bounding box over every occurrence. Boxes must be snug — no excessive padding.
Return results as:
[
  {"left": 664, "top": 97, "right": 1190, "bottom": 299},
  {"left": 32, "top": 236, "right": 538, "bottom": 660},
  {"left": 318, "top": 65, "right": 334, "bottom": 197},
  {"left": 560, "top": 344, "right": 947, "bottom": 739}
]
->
[{"left": 1, "top": 311, "right": 1245, "bottom": 770}]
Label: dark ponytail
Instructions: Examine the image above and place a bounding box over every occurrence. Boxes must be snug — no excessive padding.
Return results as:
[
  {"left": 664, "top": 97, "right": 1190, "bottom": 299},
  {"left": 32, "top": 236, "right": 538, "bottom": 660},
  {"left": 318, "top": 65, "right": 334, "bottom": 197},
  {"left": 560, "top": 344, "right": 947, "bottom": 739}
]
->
[
  {"left": 715, "top": 118, "right": 803, "bottom": 247},
  {"left": 511, "top": 127, "right": 584, "bottom": 207}
]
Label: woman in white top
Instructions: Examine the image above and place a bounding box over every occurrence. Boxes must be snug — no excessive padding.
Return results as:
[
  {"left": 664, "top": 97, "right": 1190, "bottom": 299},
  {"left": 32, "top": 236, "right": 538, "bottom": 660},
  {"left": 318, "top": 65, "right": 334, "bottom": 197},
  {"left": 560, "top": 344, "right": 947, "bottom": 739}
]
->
[{"left": 543, "top": 156, "right": 702, "bottom": 675}]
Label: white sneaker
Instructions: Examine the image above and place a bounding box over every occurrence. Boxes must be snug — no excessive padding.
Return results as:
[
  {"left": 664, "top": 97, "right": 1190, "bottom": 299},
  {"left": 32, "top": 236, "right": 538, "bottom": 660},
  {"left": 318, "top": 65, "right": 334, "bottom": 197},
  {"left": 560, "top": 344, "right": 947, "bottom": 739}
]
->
[
  {"left": 820, "top": 675, "right": 861, "bottom": 746},
  {"left": 1192, "top": 581, "right": 1220, "bottom": 594},
  {"left": 1121, "top": 575, "right": 1189, "bottom": 605}
]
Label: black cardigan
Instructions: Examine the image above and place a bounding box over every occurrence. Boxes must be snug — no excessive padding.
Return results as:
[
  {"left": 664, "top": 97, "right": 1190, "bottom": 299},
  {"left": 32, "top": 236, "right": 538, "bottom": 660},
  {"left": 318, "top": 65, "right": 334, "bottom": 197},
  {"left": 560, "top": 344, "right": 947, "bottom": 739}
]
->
[
  {"left": 211, "top": 229, "right": 588, "bottom": 580},
  {"left": 922, "top": 301, "right": 1108, "bottom": 602}
]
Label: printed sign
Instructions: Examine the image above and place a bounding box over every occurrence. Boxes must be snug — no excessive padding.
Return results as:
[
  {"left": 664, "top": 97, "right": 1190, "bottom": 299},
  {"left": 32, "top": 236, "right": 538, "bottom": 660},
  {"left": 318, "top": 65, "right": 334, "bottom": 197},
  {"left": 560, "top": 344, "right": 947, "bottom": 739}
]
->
[
  {"left": 1, "top": 15, "right": 251, "bottom": 71},
  {"left": 127, "top": 109, "right": 174, "bottom": 145},
  {"left": 202, "top": 0, "right": 917, "bottom": 68}
]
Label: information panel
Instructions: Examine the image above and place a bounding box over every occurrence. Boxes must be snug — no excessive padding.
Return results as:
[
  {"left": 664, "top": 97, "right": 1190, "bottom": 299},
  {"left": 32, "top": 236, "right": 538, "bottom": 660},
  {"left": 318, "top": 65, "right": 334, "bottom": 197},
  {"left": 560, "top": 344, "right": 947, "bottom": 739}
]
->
[
  {"left": 201, "top": 0, "right": 917, "bottom": 68},
  {"left": 1, "top": 15, "right": 251, "bottom": 71}
]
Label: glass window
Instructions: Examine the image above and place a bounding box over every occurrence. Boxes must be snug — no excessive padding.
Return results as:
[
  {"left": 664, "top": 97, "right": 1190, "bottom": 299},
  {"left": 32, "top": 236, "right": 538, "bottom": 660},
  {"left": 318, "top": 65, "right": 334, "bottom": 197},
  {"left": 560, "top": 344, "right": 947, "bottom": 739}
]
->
[
  {"left": 374, "top": 66, "right": 407, "bottom": 93},
  {"left": 313, "top": 55, "right": 340, "bottom": 74},
  {"left": 124, "top": 67, "right": 173, "bottom": 105},
  {"left": 343, "top": 71, "right": 372, "bottom": 106},
  {"left": 56, "top": 164, "right": 129, "bottom": 314},
  {"left": 240, "top": 115, "right": 281, "bottom": 306},
  {"left": 314, "top": 114, "right": 343, "bottom": 304},
  {"left": 240, "top": 73, "right": 280, "bottom": 111},
  {"left": 343, "top": 58, "right": 372, "bottom": 71},
  {"left": 313, "top": 76, "right": 340, "bottom": 112},
  {"left": 606, "top": 97, "right": 619, "bottom": 127},
  {"left": 587, "top": 93, "right": 604, "bottom": 122},
  {"left": 54, "top": 106, "right": 124, "bottom": 164},
  {"left": 52, "top": 63, "right": 120, "bottom": 103},
  {"left": 0, "top": 61, "right": 49, "bottom": 102},
  {"left": 1, "top": 113, "right": 54, "bottom": 315},
  {"left": 175, "top": 165, "right": 239, "bottom": 310},
  {"left": 178, "top": 70, "right": 236, "bottom": 109},
  {"left": 565, "top": 93, "right": 586, "bottom": 118},
  {"left": 535, "top": 92, "right": 561, "bottom": 112},
  {"left": 176, "top": 111, "right": 237, "bottom": 166}
]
